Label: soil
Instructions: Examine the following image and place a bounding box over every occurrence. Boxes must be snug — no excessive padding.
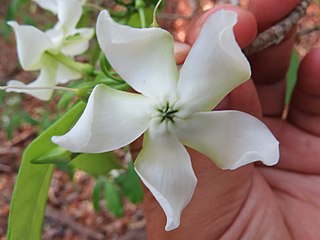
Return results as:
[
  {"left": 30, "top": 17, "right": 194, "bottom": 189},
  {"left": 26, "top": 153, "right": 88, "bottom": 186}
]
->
[{"left": 0, "top": 0, "right": 319, "bottom": 239}]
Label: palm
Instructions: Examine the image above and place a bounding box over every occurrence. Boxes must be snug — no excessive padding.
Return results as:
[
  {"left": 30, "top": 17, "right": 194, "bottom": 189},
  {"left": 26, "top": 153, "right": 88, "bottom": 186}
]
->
[
  {"left": 142, "top": 1, "right": 320, "bottom": 239},
  {"left": 255, "top": 117, "right": 320, "bottom": 239}
]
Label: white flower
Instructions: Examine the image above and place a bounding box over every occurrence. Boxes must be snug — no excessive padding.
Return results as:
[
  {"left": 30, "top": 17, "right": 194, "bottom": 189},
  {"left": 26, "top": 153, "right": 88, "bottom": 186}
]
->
[
  {"left": 6, "top": 0, "right": 94, "bottom": 100},
  {"left": 52, "top": 10, "right": 279, "bottom": 231}
]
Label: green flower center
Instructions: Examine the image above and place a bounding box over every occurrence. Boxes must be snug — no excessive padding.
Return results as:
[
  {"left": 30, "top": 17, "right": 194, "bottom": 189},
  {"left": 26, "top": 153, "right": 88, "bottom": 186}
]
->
[{"left": 158, "top": 102, "right": 179, "bottom": 123}]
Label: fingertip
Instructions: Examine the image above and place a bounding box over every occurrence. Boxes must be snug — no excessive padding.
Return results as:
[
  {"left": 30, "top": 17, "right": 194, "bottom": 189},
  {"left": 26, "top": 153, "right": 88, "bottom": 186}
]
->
[
  {"left": 297, "top": 48, "right": 320, "bottom": 95},
  {"left": 287, "top": 48, "right": 320, "bottom": 135},
  {"left": 174, "top": 41, "right": 191, "bottom": 65},
  {"left": 248, "top": 0, "right": 300, "bottom": 31},
  {"left": 228, "top": 79, "right": 263, "bottom": 119},
  {"left": 186, "top": 5, "right": 257, "bottom": 49}
]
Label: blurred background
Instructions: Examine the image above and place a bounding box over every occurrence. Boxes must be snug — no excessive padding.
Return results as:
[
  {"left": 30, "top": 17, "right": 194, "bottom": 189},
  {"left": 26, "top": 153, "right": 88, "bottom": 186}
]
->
[{"left": 0, "top": 0, "right": 319, "bottom": 239}]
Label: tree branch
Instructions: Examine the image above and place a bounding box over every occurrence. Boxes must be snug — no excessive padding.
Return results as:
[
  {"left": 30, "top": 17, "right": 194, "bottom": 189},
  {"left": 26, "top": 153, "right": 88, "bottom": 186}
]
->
[{"left": 243, "top": 0, "right": 311, "bottom": 56}]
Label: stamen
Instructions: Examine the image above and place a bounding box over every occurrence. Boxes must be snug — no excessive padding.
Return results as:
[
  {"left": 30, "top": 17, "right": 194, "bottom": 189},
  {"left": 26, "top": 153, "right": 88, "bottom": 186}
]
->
[{"left": 158, "top": 102, "right": 179, "bottom": 123}]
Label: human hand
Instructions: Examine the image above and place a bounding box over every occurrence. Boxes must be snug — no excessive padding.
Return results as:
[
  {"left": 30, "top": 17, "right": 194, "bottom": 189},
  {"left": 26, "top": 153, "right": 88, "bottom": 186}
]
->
[{"left": 138, "top": 0, "right": 320, "bottom": 239}]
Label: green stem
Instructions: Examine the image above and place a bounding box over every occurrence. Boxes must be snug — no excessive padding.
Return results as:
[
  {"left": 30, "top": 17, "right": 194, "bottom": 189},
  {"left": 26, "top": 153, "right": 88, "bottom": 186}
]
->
[
  {"left": 151, "top": 0, "right": 162, "bottom": 27},
  {"left": 46, "top": 52, "right": 95, "bottom": 76},
  {"left": 135, "top": 0, "right": 146, "bottom": 28},
  {"left": 138, "top": 7, "right": 146, "bottom": 28},
  {"left": 0, "top": 85, "right": 79, "bottom": 94}
]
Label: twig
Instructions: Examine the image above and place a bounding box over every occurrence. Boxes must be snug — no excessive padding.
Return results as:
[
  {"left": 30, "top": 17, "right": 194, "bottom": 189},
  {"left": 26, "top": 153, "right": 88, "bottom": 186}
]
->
[
  {"left": 45, "top": 205, "right": 104, "bottom": 240},
  {"left": 118, "top": 227, "right": 147, "bottom": 240},
  {"left": 0, "top": 163, "right": 12, "bottom": 172},
  {"left": 297, "top": 25, "right": 320, "bottom": 37},
  {"left": 0, "top": 146, "right": 20, "bottom": 156},
  {"left": 215, "top": 0, "right": 240, "bottom": 6},
  {"left": 243, "top": 0, "right": 311, "bottom": 56}
]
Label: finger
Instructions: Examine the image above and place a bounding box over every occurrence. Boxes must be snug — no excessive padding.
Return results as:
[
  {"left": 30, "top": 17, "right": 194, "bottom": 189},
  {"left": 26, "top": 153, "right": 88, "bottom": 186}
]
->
[
  {"left": 249, "top": 29, "right": 296, "bottom": 116},
  {"left": 287, "top": 48, "right": 320, "bottom": 136},
  {"left": 174, "top": 41, "right": 191, "bottom": 65},
  {"left": 247, "top": 0, "right": 300, "bottom": 116},
  {"left": 249, "top": 0, "right": 300, "bottom": 31},
  {"left": 185, "top": 5, "right": 262, "bottom": 117},
  {"left": 214, "top": 79, "right": 262, "bottom": 120},
  {"left": 264, "top": 117, "right": 320, "bottom": 174},
  {"left": 186, "top": 5, "right": 257, "bottom": 49}
]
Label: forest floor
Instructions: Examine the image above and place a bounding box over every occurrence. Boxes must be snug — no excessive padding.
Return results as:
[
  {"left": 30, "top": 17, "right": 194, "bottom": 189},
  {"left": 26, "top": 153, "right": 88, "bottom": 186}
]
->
[{"left": 0, "top": 1, "right": 319, "bottom": 239}]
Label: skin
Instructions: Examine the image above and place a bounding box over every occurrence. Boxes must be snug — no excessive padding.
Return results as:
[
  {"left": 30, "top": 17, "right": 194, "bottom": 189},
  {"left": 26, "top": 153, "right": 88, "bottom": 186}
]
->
[{"left": 133, "top": 0, "right": 320, "bottom": 239}]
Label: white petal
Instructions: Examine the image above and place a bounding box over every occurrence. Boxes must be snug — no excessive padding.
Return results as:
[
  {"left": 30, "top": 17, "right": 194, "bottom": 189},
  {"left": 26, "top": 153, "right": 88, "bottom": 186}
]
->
[
  {"left": 61, "top": 28, "right": 94, "bottom": 56},
  {"left": 55, "top": 0, "right": 82, "bottom": 35},
  {"left": 6, "top": 67, "right": 56, "bottom": 101},
  {"left": 96, "top": 10, "right": 178, "bottom": 98},
  {"left": 52, "top": 84, "right": 153, "bottom": 152},
  {"left": 177, "top": 10, "right": 251, "bottom": 114},
  {"left": 8, "top": 21, "right": 53, "bottom": 70},
  {"left": 135, "top": 130, "right": 197, "bottom": 231},
  {"left": 56, "top": 63, "right": 82, "bottom": 84},
  {"left": 46, "top": 28, "right": 64, "bottom": 49},
  {"left": 33, "top": 0, "right": 58, "bottom": 14},
  {"left": 174, "top": 111, "right": 279, "bottom": 170}
]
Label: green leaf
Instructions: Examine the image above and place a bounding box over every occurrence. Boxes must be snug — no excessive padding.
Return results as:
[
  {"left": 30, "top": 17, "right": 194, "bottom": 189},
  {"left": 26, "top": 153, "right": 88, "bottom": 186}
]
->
[
  {"left": 70, "top": 152, "right": 122, "bottom": 178},
  {"left": 2, "top": 0, "right": 28, "bottom": 39},
  {"left": 7, "top": 103, "right": 85, "bottom": 240},
  {"left": 285, "top": 48, "right": 300, "bottom": 104},
  {"left": 128, "top": 8, "right": 153, "bottom": 28},
  {"left": 31, "top": 146, "right": 70, "bottom": 164},
  {"left": 55, "top": 163, "right": 75, "bottom": 179},
  {"left": 115, "top": 161, "right": 144, "bottom": 203},
  {"left": 104, "top": 178, "right": 124, "bottom": 217},
  {"left": 57, "top": 91, "right": 75, "bottom": 109},
  {"left": 93, "top": 176, "right": 105, "bottom": 212}
]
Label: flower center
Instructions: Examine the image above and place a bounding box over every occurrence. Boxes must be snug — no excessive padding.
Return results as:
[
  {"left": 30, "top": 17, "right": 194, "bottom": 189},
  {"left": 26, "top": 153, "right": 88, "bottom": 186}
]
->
[{"left": 157, "top": 102, "right": 179, "bottom": 124}]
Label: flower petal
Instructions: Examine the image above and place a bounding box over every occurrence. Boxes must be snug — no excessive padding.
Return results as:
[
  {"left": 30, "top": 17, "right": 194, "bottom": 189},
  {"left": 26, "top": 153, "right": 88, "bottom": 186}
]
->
[
  {"left": 8, "top": 21, "right": 53, "bottom": 70},
  {"left": 55, "top": 0, "right": 82, "bottom": 34},
  {"left": 46, "top": 28, "right": 64, "bottom": 49},
  {"left": 52, "top": 84, "right": 153, "bottom": 153},
  {"left": 174, "top": 111, "right": 279, "bottom": 170},
  {"left": 96, "top": 10, "right": 178, "bottom": 98},
  {"left": 61, "top": 28, "right": 94, "bottom": 56},
  {"left": 177, "top": 10, "right": 251, "bottom": 114},
  {"left": 33, "top": 0, "right": 58, "bottom": 14},
  {"left": 135, "top": 129, "right": 197, "bottom": 231},
  {"left": 56, "top": 63, "right": 82, "bottom": 84},
  {"left": 6, "top": 67, "right": 56, "bottom": 100}
]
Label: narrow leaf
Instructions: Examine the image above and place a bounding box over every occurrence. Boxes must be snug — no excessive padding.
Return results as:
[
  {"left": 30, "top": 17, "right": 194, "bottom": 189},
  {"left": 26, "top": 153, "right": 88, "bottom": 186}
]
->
[
  {"left": 30, "top": 146, "right": 70, "bottom": 164},
  {"left": 115, "top": 161, "right": 144, "bottom": 203},
  {"left": 93, "top": 176, "right": 105, "bottom": 212},
  {"left": 70, "top": 152, "right": 122, "bottom": 178},
  {"left": 104, "top": 179, "right": 124, "bottom": 217},
  {"left": 285, "top": 49, "right": 300, "bottom": 104},
  {"left": 7, "top": 103, "right": 85, "bottom": 240}
]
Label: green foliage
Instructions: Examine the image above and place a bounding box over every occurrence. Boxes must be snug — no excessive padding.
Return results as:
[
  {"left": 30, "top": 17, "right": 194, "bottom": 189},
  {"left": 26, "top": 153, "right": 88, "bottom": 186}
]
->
[
  {"left": 6, "top": 103, "right": 85, "bottom": 240},
  {"left": 92, "top": 159, "right": 144, "bottom": 216},
  {"left": 2, "top": 0, "right": 27, "bottom": 39},
  {"left": 70, "top": 152, "right": 123, "bottom": 178},
  {"left": 93, "top": 176, "right": 105, "bottom": 212},
  {"left": 3, "top": 1, "right": 157, "bottom": 236},
  {"left": 128, "top": 7, "right": 154, "bottom": 28},
  {"left": 115, "top": 161, "right": 144, "bottom": 203},
  {"left": 55, "top": 163, "right": 75, "bottom": 179},
  {"left": 105, "top": 178, "right": 124, "bottom": 217},
  {"left": 285, "top": 49, "right": 300, "bottom": 104},
  {"left": 0, "top": 94, "right": 38, "bottom": 139}
]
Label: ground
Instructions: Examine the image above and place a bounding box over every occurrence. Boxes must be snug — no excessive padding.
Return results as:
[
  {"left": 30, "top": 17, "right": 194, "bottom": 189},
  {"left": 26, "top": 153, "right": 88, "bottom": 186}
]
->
[{"left": 0, "top": 0, "right": 319, "bottom": 239}]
